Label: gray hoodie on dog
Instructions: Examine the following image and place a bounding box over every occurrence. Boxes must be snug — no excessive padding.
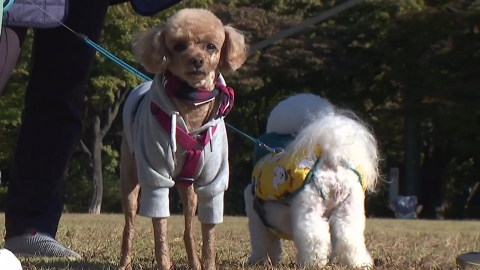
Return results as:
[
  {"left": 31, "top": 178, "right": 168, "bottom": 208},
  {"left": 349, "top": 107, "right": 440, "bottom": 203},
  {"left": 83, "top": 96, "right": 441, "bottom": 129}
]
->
[{"left": 122, "top": 75, "right": 229, "bottom": 224}]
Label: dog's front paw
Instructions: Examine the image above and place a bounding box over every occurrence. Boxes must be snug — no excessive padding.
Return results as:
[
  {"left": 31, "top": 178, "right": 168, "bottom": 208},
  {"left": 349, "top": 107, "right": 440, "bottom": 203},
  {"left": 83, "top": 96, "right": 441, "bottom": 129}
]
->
[
  {"left": 297, "top": 257, "right": 329, "bottom": 269},
  {"left": 354, "top": 262, "right": 374, "bottom": 269},
  {"left": 349, "top": 256, "right": 374, "bottom": 269}
]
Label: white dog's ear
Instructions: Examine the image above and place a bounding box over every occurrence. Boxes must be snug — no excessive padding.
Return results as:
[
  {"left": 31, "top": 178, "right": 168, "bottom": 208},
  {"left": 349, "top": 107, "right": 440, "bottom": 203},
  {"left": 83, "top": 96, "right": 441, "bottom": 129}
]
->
[
  {"left": 131, "top": 27, "right": 169, "bottom": 74},
  {"left": 220, "top": 25, "right": 248, "bottom": 73}
]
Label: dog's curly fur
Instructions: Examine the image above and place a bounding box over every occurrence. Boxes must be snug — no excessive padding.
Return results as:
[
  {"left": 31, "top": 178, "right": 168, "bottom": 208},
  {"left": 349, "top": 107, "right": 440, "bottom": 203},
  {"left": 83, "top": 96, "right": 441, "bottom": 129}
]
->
[
  {"left": 131, "top": 8, "right": 247, "bottom": 84},
  {"left": 244, "top": 93, "right": 380, "bottom": 268},
  {"left": 119, "top": 8, "right": 247, "bottom": 270}
]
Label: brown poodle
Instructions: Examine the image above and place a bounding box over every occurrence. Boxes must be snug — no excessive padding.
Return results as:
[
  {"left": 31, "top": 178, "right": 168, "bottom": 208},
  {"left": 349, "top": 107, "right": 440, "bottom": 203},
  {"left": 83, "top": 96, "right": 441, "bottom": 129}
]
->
[{"left": 118, "top": 8, "right": 248, "bottom": 270}]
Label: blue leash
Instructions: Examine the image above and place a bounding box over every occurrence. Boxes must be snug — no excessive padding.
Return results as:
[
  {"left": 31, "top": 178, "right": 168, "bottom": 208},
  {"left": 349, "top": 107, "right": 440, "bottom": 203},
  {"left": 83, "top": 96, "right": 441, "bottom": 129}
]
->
[{"left": 79, "top": 34, "right": 152, "bottom": 82}]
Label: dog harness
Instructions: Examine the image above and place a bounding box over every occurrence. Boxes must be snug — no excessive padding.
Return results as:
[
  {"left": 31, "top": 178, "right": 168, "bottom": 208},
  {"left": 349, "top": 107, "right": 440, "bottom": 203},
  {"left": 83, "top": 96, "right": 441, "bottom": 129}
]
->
[
  {"left": 251, "top": 132, "right": 366, "bottom": 240},
  {"left": 133, "top": 72, "right": 234, "bottom": 187}
]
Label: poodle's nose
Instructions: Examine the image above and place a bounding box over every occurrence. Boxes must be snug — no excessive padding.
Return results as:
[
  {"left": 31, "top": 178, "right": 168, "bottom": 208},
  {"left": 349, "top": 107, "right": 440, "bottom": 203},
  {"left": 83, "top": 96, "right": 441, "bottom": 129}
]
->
[{"left": 190, "top": 57, "right": 204, "bottom": 68}]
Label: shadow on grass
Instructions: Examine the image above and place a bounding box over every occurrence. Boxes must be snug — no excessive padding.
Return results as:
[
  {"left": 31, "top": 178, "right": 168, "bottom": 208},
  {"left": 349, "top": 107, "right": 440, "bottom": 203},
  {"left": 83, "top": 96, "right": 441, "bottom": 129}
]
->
[
  {"left": 22, "top": 260, "right": 120, "bottom": 270},
  {"left": 21, "top": 258, "right": 251, "bottom": 270}
]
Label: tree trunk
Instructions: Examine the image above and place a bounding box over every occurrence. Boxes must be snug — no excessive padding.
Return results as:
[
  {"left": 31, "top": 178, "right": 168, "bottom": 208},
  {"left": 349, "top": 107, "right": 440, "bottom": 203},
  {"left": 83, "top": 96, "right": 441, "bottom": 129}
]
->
[
  {"left": 419, "top": 144, "right": 452, "bottom": 219},
  {"left": 402, "top": 85, "right": 422, "bottom": 198},
  {"left": 88, "top": 115, "right": 104, "bottom": 214},
  {"left": 86, "top": 88, "right": 128, "bottom": 214},
  {"left": 403, "top": 112, "right": 421, "bottom": 196}
]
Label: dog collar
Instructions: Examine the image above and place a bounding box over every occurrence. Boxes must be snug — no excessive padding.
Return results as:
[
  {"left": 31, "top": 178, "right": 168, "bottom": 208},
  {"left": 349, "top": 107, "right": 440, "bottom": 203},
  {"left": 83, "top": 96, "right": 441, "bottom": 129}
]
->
[
  {"left": 161, "top": 71, "right": 235, "bottom": 117},
  {"left": 162, "top": 71, "right": 219, "bottom": 105}
]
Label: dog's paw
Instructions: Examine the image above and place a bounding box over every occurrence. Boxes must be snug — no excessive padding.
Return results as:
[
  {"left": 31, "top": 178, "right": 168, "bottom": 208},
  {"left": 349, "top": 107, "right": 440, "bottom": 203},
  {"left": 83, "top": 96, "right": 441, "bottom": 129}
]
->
[
  {"left": 350, "top": 258, "right": 374, "bottom": 269},
  {"left": 336, "top": 251, "right": 374, "bottom": 269},
  {"left": 297, "top": 257, "right": 329, "bottom": 269}
]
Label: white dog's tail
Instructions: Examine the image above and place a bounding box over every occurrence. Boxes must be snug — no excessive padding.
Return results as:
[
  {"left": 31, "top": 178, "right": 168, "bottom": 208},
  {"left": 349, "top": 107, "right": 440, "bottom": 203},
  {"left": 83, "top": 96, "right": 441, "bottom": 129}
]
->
[{"left": 285, "top": 109, "right": 380, "bottom": 192}]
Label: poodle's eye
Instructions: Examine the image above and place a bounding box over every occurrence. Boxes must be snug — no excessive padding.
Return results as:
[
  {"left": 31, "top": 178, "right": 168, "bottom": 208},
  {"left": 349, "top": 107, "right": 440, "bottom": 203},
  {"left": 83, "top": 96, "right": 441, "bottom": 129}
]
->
[
  {"left": 173, "top": 42, "right": 188, "bottom": 52},
  {"left": 206, "top": 44, "right": 217, "bottom": 52}
]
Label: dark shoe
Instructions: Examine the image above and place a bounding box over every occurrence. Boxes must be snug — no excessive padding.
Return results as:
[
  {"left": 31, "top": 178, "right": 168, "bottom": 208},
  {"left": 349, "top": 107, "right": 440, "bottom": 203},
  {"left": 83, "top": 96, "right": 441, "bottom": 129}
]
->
[{"left": 4, "top": 232, "right": 81, "bottom": 259}]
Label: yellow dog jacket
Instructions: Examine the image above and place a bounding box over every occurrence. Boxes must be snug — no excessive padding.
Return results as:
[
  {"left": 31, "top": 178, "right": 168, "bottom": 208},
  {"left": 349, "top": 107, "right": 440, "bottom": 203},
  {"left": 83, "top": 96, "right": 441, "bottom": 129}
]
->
[
  {"left": 252, "top": 146, "right": 324, "bottom": 201},
  {"left": 251, "top": 133, "right": 366, "bottom": 240}
]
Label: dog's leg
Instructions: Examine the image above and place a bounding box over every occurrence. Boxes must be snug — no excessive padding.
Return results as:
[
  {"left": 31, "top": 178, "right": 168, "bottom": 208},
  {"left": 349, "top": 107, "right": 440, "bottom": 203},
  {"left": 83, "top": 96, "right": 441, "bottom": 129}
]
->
[
  {"left": 266, "top": 232, "right": 282, "bottom": 266},
  {"left": 178, "top": 186, "right": 202, "bottom": 270},
  {"left": 200, "top": 223, "right": 216, "bottom": 270},
  {"left": 290, "top": 184, "right": 330, "bottom": 268},
  {"left": 153, "top": 218, "right": 172, "bottom": 270},
  {"left": 329, "top": 186, "right": 373, "bottom": 268},
  {"left": 119, "top": 134, "right": 140, "bottom": 270},
  {"left": 244, "top": 184, "right": 278, "bottom": 266}
]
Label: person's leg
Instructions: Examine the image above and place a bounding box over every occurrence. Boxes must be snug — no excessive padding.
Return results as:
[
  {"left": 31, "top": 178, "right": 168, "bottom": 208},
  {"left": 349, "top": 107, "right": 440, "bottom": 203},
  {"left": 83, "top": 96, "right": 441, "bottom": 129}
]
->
[
  {"left": 4, "top": 0, "right": 110, "bottom": 257},
  {"left": 0, "top": 27, "right": 28, "bottom": 94}
]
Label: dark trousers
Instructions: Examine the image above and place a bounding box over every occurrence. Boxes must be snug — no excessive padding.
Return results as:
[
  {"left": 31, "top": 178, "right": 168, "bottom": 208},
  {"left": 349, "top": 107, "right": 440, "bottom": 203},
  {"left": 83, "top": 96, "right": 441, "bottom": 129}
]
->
[{"left": 5, "top": 0, "right": 110, "bottom": 239}]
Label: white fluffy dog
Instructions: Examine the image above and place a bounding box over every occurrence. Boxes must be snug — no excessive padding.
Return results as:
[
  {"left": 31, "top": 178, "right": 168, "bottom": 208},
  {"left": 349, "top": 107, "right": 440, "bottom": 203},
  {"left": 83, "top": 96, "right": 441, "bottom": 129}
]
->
[{"left": 244, "top": 93, "right": 379, "bottom": 268}]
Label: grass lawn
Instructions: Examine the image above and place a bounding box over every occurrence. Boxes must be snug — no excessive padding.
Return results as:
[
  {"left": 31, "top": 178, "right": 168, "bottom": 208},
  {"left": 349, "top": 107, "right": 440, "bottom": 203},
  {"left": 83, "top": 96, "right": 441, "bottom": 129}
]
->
[{"left": 0, "top": 214, "right": 478, "bottom": 269}]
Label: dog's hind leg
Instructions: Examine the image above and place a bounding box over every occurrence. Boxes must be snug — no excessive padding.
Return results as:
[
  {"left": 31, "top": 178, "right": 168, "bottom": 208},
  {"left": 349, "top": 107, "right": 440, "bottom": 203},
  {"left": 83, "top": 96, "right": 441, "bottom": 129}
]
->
[
  {"left": 119, "top": 134, "right": 141, "bottom": 270},
  {"left": 244, "top": 184, "right": 277, "bottom": 266},
  {"left": 329, "top": 185, "right": 373, "bottom": 268},
  {"left": 290, "top": 184, "right": 330, "bottom": 268},
  {"left": 178, "top": 185, "right": 202, "bottom": 270}
]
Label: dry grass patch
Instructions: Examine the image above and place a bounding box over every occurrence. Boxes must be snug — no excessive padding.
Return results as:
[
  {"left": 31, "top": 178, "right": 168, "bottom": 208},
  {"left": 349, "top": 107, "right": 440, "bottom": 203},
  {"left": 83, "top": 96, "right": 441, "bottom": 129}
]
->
[{"left": 0, "top": 214, "right": 478, "bottom": 269}]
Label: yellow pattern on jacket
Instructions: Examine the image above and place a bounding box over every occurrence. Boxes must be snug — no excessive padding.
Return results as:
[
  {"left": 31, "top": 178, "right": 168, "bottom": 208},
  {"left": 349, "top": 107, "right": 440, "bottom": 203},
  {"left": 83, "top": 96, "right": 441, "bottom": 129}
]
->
[
  {"left": 251, "top": 145, "right": 367, "bottom": 240},
  {"left": 252, "top": 146, "right": 323, "bottom": 201},
  {"left": 252, "top": 145, "right": 367, "bottom": 202}
]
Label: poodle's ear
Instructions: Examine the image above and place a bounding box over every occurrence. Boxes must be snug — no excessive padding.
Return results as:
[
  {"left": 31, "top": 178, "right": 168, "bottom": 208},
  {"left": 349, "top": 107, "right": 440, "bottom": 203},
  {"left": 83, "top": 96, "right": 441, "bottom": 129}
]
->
[
  {"left": 131, "top": 27, "right": 169, "bottom": 74},
  {"left": 220, "top": 25, "right": 248, "bottom": 73}
]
